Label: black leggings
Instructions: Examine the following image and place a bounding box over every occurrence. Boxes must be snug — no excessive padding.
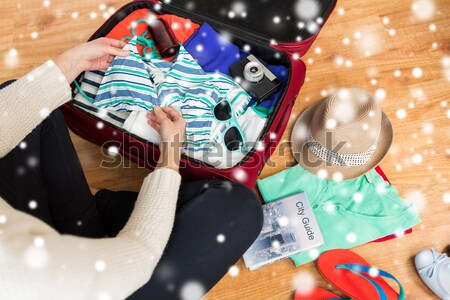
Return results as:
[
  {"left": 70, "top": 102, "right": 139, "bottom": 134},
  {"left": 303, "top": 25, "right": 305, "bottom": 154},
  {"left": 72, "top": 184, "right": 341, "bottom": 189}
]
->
[{"left": 0, "top": 80, "right": 263, "bottom": 299}]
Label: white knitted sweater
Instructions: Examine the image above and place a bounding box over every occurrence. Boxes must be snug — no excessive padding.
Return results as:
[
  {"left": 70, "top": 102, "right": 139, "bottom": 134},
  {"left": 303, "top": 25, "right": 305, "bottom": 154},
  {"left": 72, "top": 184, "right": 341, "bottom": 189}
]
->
[{"left": 0, "top": 61, "right": 181, "bottom": 300}]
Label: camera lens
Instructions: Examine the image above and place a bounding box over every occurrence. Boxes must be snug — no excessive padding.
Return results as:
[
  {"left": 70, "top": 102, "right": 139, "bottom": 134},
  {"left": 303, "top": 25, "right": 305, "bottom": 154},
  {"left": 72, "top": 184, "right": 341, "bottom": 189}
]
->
[{"left": 244, "top": 61, "right": 264, "bottom": 83}]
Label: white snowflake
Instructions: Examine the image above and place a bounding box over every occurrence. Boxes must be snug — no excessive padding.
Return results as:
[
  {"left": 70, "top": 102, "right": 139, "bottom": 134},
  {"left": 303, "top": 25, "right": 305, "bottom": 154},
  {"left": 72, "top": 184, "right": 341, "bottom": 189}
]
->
[
  {"left": 43, "top": 0, "right": 50, "bottom": 8},
  {"left": 353, "top": 192, "right": 364, "bottom": 203},
  {"left": 295, "top": 0, "right": 320, "bottom": 20},
  {"left": 375, "top": 88, "right": 386, "bottom": 101},
  {"left": 368, "top": 267, "right": 379, "bottom": 277},
  {"left": 95, "top": 260, "right": 106, "bottom": 272},
  {"left": 232, "top": 169, "right": 247, "bottom": 182},
  {"left": 107, "top": 146, "right": 119, "bottom": 157},
  {"left": 411, "top": 0, "right": 435, "bottom": 21},
  {"left": 39, "top": 107, "right": 50, "bottom": 119},
  {"left": 429, "top": 23, "right": 437, "bottom": 32},
  {"left": 24, "top": 245, "right": 48, "bottom": 269},
  {"left": 422, "top": 122, "right": 433, "bottom": 134},
  {"left": 396, "top": 109, "right": 407, "bottom": 119},
  {"left": 342, "top": 37, "right": 350, "bottom": 45},
  {"left": 293, "top": 271, "right": 316, "bottom": 291},
  {"left": 28, "top": 200, "right": 38, "bottom": 210},
  {"left": 34, "top": 236, "right": 45, "bottom": 247},
  {"left": 317, "top": 169, "right": 328, "bottom": 179},
  {"left": 19, "top": 141, "right": 27, "bottom": 149},
  {"left": 216, "top": 234, "right": 226, "bottom": 243},
  {"left": 5, "top": 48, "right": 19, "bottom": 67},
  {"left": 31, "top": 32, "right": 39, "bottom": 39},
  {"left": 89, "top": 12, "right": 98, "bottom": 19},
  {"left": 228, "top": 265, "right": 239, "bottom": 277},
  {"left": 382, "top": 17, "right": 390, "bottom": 25},
  {"left": 412, "top": 153, "right": 423, "bottom": 164},
  {"left": 443, "top": 193, "right": 450, "bottom": 204},
  {"left": 393, "top": 70, "right": 402, "bottom": 77},
  {"left": 0, "top": 215, "right": 7, "bottom": 224},
  {"left": 346, "top": 232, "right": 357, "bottom": 243},
  {"left": 412, "top": 67, "right": 423, "bottom": 78},
  {"left": 180, "top": 281, "right": 205, "bottom": 300},
  {"left": 404, "top": 190, "right": 427, "bottom": 212},
  {"left": 337, "top": 7, "right": 345, "bottom": 15}
]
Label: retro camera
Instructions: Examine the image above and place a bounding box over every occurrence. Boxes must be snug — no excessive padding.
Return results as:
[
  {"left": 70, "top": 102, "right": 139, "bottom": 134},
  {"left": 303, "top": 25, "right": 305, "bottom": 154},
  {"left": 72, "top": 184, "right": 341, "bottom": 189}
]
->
[{"left": 230, "top": 54, "right": 281, "bottom": 103}]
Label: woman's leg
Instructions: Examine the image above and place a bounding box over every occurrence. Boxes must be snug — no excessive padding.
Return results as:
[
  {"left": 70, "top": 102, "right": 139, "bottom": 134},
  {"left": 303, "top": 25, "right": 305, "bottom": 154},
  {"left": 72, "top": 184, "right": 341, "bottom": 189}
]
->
[
  {"left": 129, "top": 180, "right": 264, "bottom": 300},
  {"left": 0, "top": 79, "right": 106, "bottom": 237}
]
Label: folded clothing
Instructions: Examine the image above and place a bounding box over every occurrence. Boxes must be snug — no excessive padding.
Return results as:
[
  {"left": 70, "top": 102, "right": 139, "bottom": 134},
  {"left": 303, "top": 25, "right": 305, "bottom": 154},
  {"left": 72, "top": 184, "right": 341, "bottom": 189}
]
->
[
  {"left": 184, "top": 22, "right": 289, "bottom": 116},
  {"left": 73, "top": 70, "right": 130, "bottom": 128},
  {"left": 106, "top": 9, "right": 199, "bottom": 59},
  {"left": 123, "top": 106, "right": 267, "bottom": 169},
  {"left": 94, "top": 38, "right": 251, "bottom": 153},
  {"left": 257, "top": 165, "right": 421, "bottom": 266}
]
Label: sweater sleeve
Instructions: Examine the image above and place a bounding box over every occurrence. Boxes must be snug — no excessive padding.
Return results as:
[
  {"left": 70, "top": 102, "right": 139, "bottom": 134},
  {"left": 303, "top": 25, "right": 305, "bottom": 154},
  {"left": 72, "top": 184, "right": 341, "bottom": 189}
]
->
[
  {"left": 0, "top": 60, "right": 72, "bottom": 158},
  {"left": 0, "top": 62, "right": 182, "bottom": 299},
  {"left": 0, "top": 168, "right": 181, "bottom": 300}
]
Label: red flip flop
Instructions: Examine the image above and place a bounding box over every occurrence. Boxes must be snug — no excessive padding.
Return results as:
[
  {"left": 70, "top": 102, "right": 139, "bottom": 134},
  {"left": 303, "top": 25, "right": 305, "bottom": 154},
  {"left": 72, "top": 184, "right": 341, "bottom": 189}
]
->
[
  {"left": 317, "top": 249, "right": 404, "bottom": 300},
  {"left": 294, "top": 287, "right": 346, "bottom": 300}
]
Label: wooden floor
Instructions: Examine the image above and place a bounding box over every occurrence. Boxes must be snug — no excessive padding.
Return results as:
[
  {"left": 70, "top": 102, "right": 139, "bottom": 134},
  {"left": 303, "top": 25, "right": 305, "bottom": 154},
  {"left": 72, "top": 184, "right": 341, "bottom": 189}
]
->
[{"left": 1, "top": 0, "right": 449, "bottom": 299}]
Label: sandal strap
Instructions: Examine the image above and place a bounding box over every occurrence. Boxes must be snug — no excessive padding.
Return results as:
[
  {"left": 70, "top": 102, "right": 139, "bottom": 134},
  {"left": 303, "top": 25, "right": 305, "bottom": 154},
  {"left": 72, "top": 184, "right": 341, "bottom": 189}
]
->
[{"left": 336, "top": 264, "right": 404, "bottom": 300}]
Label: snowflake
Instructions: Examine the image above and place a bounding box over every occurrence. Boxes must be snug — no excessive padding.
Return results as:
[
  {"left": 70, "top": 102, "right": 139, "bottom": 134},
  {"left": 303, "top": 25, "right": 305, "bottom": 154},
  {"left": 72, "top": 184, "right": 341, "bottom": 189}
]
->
[
  {"left": 96, "top": 122, "right": 104, "bottom": 130},
  {"left": 387, "top": 28, "right": 396, "bottom": 36},
  {"left": 43, "top": 0, "right": 50, "bottom": 8},
  {"left": 99, "top": 3, "right": 106, "bottom": 11},
  {"left": 95, "top": 260, "right": 106, "bottom": 272},
  {"left": 429, "top": 23, "right": 437, "bottom": 32},
  {"left": 393, "top": 70, "right": 402, "bottom": 77},
  {"left": 107, "top": 146, "right": 119, "bottom": 157},
  {"left": 412, "top": 153, "right": 423, "bottom": 164},
  {"left": 216, "top": 234, "right": 226, "bottom": 243},
  {"left": 232, "top": 169, "right": 247, "bottom": 182},
  {"left": 353, "top": 192, "right": 364, "bottom": 203},
  {"left": 28, "top": 200, "right": 38, "bottom": 210},
  {"left": 39, "top": 107, "right": 50, "bottom": 119},
  {"left": 5, "top": 48, "right": 19, "bottom": 67},
  {"left": 411, "top": 0, "right": 435, "bottom": 21},
  {"left": 368, "top": 267, "right": 379, "bottom": 277},
  {"left": 195, "top": 44, "right": 203, "bottom": 52},
  {"left": 374, "top": 89, "right": 386, "bottom": 102},
  {"left": 317, "top": 169, "right": 328, "bottom": 179},
  {"left": 293, "top": 271, "right": 316, "bottom": 291},
  {"left": 314, "top": 47, "right": 322, "bottom": 54},
  {"left": 0, "top": 215, "right": 7, "bottom": 224},
  {"left": 295, "top": 0, "right": 320, "bottom": 20},
  {"left": 422, "top": 122, "right": 433, "bottom": 134},
  {"left": 443, "top": 193, "right": 450, "bottom": 204},
  {"left": 309, "top": 248, "right": 320, "bottom": 259},
  {"left": 405, "top": 190, "right": 427, "bottom": 212},
  {"left": 228, "top": 265, "right": 239, "bottom": 277},
  {"left": 337, "top": 7, "right": 345, "bottom": 15},
  {"left": 89, "top": 12, "right": 98, "bottom": 20},
  {"left": 273, "top": 16, "right": 281, "bottom": 24},
  {"left": 19, "top": 141, "right": 27, "bottom": 149},
  {"left": 31, "top": 32, "right": 39, "bottom": 39},
  {"left": 412, "top": 67, "right": 423, "bottom": 78},
  {"left": 382, "top": 17, "right": 390, "bottom": 25},
  {"left": 24, "top": 245, "right": 48, "bottom": 269},
  {"left": 34, "top": 236, "right": 45, "bottom": 247},
  {"left": 395, "top": 228, "right": 405, "bottom": 238},
  {"left": 342, "top": 37, "right": 350, "bottom": 45},
  {"left": 396, "top": 108, "right": 407, "bottom": 119},
  {"left": 346, "top": 232, "right": 357, "bottom": 243},
  {"left": 278, "top": 216, "right": 289, "bottom": 227}
]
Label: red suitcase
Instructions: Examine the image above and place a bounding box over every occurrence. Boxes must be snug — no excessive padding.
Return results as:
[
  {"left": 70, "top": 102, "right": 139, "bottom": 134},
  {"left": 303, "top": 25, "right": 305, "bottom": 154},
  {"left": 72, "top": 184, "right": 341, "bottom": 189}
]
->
[{"left": 61, "top": 0, "right": 337, "bottom": 187}]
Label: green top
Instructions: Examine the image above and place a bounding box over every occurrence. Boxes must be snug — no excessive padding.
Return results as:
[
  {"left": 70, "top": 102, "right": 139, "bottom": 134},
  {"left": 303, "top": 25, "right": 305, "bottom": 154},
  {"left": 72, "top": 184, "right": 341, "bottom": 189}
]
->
[{"left": 257, "top": 165, "right": 421, "bottom": 266}]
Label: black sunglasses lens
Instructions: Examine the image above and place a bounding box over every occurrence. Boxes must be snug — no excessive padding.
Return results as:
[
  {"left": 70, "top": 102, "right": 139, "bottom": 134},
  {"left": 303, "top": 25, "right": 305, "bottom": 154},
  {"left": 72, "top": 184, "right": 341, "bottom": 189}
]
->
[
  {"left": 224, "top": 127, "right": 243, "bottom": 151},
  {"left": 214, "top": 101, "right": 232, "bottom": 121}
]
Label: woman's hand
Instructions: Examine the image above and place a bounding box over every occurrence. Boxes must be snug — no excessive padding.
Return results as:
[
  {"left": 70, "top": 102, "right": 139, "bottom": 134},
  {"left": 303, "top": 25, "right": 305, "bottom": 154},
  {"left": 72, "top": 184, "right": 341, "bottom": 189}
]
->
[
  {"left": 54, "top": 38, "right": 130, "bottom": 84},
  {"left": 147, "top": 106, "right": 186, "bottom": 172}
]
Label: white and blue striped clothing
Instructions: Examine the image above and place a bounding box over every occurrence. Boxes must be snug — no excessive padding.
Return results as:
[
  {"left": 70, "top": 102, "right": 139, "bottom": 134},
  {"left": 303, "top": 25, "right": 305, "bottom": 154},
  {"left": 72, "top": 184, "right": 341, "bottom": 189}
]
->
[{"left": 94, "top": 37, "right": 251, "bottom": 152}]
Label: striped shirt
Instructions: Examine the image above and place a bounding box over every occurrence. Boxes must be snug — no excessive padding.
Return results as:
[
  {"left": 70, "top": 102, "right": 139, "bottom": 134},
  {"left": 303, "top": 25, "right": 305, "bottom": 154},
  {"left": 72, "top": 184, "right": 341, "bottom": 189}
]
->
[{"left": 94, "top": 38, "right": 251, "bottom": 152}]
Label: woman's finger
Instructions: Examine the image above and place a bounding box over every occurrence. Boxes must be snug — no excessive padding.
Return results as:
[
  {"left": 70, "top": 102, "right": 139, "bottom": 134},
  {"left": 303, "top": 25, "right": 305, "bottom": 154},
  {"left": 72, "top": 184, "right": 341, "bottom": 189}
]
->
[
  {"left": 104, "top": 38, "right": 127, "bottom": 49},
  {"left": 153, "top": 106, "right": 170, "bottom": 123},
  {"left": 161, "top": 106, "right": 182, "bottom": 121},
  {"left": 147, "top": 112, "right": 160, "bottom": 124},
  {"left": 105, "top": 46, "right": 130, "bottom": 57},
  {"left": 147, "top": 119, "right": 161, "bottom": 132}
]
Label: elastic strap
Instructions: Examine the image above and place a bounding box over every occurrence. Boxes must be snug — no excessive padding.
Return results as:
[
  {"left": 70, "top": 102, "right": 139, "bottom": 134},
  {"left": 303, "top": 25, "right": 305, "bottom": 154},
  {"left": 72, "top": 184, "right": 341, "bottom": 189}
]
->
[{"left": 336, "top": 263, "right": 404, "bottom": 300}]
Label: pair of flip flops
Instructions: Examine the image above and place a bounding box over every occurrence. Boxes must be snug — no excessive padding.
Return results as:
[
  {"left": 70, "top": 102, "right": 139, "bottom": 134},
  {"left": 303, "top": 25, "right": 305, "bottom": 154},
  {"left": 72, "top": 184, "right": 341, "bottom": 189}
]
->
[{"left": 295, "top": 249, "right": 404, "bottom": 300}]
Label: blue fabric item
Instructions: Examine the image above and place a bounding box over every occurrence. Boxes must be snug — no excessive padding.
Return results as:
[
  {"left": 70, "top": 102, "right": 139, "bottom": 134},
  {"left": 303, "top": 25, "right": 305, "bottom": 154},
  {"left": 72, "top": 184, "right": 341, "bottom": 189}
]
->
[{"left": 184, "top": 23, "right": 289, "bottom": 116}]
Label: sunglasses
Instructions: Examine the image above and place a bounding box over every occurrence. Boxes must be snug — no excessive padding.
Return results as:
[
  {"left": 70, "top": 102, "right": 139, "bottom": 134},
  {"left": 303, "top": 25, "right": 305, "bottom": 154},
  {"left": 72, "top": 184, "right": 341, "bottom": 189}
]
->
[{"left": 214, "top": 100, "right": 247, "bottom": 152}]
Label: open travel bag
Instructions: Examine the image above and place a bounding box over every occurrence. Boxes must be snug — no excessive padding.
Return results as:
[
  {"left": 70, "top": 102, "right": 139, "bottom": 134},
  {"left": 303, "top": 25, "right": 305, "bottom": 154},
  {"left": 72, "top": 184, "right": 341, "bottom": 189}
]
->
[{"left": 61, "top": 0, "right": 337, "bottom": 187}]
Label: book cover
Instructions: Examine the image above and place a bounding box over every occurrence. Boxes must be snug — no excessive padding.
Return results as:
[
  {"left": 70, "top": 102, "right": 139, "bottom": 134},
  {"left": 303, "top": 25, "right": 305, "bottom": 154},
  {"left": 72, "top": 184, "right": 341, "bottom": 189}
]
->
[{"left": 243, "top": 192, "right": 324, "bottom": 270}]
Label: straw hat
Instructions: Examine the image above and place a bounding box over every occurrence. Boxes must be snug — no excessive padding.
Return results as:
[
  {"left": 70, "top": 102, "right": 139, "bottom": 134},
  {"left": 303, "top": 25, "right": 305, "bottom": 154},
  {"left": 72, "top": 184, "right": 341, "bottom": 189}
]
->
[{"left": 291, "top": 88, "right": 393, "bottom": 181}]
